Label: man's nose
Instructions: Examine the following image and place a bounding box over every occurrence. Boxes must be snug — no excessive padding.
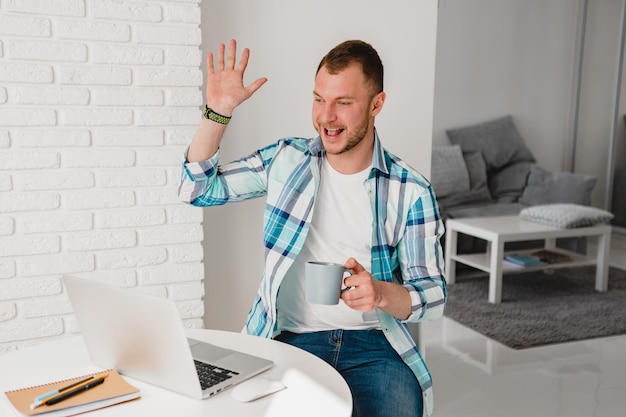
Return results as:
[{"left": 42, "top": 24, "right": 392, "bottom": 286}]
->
[{"left": 318, "top": 103, "right": 337, "bottom": 123}]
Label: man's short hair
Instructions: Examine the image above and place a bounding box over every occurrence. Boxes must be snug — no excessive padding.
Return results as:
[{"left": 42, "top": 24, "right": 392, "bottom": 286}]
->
[{"left": 316, "top": 40, "right": 384, "bottom": 97}]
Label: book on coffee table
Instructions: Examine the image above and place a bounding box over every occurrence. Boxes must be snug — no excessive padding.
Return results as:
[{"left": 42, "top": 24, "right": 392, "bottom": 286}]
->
[
  {"left": 503, "top": 254, "right": 546, "bottom": 267},
  {"left": 531, "top": 249, "right": 572, "bottom": 264}
]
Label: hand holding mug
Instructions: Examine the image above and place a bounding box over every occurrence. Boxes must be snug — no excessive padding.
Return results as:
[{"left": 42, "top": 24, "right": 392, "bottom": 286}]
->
[{"left": 340, "top": 257, "right": 383, "bottom": 312}]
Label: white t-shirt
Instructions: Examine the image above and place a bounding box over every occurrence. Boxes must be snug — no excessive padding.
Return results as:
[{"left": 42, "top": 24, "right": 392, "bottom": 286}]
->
[{"left": 277, "top": 157, "right": 381, "bottom": 332}]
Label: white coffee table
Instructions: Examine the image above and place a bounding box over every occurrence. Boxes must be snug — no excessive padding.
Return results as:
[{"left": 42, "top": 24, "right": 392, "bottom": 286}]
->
[{"left": 444, "top": 215, "right": 612, "bottom": 303}]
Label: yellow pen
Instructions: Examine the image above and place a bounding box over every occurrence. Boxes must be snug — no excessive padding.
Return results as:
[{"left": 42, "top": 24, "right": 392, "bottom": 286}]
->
[
  {"left": 31, "top": 373, "right": 109, "bottom": 409},
  {"left": 31, "top": 376, "right": 94, "bottom": 408}
]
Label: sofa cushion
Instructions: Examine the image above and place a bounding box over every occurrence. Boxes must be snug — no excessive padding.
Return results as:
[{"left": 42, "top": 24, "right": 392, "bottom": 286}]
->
[
  {"left": 438, "top": 189, "right": 493, "bottom": 213},
  {"left": 520, "top": 203, "right": 614, "bottom": 228},
  {"left": 437, "top": 150, "right": 494, "bottom": 211},
  {"left": 520, "top": 164, "right": 597, "bottom": 206},
  {"left": 463, "top": 151, "right": 491, "bottom": 196},
  {"left": 430, "top": 145, "right": 470, "bottom": 198},
  {"left": 446, "top": 115, "right": 535, "bottom": 171},
  {"left": 446, "top": 115, "right": 535, "bottom": 170},
  {"left": 488, "top": 161, "right": 534, "bottom": 203}
]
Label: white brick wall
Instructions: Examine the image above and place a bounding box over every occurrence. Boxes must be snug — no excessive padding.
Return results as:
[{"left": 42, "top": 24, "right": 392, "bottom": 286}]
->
[{"left": 0, "top": 0, "right": 205, "bottom": 353}]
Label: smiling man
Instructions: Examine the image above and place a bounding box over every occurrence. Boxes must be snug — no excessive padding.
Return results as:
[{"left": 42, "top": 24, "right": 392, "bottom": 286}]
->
[{"left": 179, "top": 39, "right": 447, "bottom": 417}]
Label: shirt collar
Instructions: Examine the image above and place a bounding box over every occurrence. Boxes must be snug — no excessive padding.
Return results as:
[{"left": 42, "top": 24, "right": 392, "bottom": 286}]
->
[{"left": 308, "top": 128, "right": 389, "bottom": 175}]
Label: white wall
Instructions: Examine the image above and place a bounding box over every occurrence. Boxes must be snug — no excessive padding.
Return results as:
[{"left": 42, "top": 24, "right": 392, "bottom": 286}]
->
[
  {"left": 200, "top": 0, "right": 439, "bottom": 331},
  {"left": 0, "top": 0, "right": 205, "bottom": 352},
  {"left": 575, "top": 0, "right": 624, "bottom": 208},
  {"left": 433, "top": 0, "right": 581, "bottom": 172},
  {"left": 433, "top": 0, "right": 623, "bottom": 210}
]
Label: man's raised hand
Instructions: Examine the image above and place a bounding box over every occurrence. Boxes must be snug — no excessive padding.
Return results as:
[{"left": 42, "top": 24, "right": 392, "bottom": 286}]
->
[{"left": 205, "top": 39, "right": 267, "bottom": 117}]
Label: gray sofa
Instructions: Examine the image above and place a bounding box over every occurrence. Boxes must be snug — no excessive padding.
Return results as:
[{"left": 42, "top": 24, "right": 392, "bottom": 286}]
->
[{"left": 431, "top": 115, "right": 598, "bottom": 254}]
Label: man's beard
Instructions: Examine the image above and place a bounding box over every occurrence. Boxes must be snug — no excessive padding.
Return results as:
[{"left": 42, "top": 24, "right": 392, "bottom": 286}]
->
[{"left": 317, "top": 116, "right": 370, "bottom": 156}]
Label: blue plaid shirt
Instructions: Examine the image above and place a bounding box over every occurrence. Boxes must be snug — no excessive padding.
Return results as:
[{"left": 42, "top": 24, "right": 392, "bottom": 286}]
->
[{"left": 179, "top": 131, "right": 447, "bottom": 415}]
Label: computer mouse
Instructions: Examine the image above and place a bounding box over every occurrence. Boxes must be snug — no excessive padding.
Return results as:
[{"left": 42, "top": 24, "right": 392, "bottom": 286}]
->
[{"left": 230, "top": 377, "right": 286, "bottom": 402}]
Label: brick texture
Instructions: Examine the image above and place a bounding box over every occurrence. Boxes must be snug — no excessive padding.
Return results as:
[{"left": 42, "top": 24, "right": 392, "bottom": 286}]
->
[{"left": 0, "top": 1, "right": 204, "bottom": 353}]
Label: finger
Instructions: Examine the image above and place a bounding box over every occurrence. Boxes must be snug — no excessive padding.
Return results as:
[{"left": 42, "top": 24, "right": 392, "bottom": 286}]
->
[
  {"left": 245, "top": 77, "right": 268, "bottom": 97},
  {"left": 345, "top": 257, "right": 366, "bottom": 274},
  {"left": 342, "top": 276, "right": 357, "bottom": 291},
  {"left": 343, "top": 271, "right": 368, "bottom": 289},
  {"left": 341, "top": 290, "right": 375, "bottom": 311},
  {"left": 227, "top": 39, "right": 237, "bottom": 70},
  {"left": 237, "top": 47, "right": 251, "bottom": 72},
  {"left": 206, "top": 52, "right": 215, "bottom": 74},
  {"left": 217, "top": 43, "right": 225, "bottom": 71}
]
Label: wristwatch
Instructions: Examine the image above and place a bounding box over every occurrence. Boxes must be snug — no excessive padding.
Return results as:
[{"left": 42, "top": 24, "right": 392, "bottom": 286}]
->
[{"left": 203, "top": 106, "right": 231, "bottom": 125}]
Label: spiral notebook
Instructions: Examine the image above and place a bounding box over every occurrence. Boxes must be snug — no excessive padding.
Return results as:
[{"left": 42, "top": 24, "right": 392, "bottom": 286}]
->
[{"left": 4, "top": 369, "right": 140, "bottom": 417}]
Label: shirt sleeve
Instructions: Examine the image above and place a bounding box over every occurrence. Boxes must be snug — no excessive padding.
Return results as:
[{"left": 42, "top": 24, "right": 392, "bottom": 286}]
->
[
  {"left": 398, "top": 186, "right": 448, "bottom": 323},
  {"left": 178, "top": 146, "right": 270, "bottom": 207}
]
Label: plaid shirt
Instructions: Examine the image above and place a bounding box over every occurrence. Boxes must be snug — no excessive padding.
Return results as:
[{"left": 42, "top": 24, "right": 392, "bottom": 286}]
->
[{"left": 179, "top": 131, "right": 447, "bottom": 415}]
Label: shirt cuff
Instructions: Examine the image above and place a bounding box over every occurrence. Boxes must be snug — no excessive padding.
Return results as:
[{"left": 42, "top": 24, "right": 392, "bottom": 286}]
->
[{"left": 182, "top": 146, "right": 220, "bottom": 180}]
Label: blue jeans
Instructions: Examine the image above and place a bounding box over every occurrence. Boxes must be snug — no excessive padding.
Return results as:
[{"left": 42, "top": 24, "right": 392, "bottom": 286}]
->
[{"left": 274, "top": 329, "right": 423, "bottom": 417}]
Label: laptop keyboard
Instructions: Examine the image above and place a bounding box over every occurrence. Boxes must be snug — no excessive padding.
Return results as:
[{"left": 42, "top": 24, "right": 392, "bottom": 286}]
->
[{"left": 194, "top": 360, "right": 240, "bottom": 390}]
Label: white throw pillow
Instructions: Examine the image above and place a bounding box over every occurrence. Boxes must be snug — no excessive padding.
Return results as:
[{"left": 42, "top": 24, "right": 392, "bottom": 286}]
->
[{"left": 520, "top": 204, "right": 614, "bottom": 228}]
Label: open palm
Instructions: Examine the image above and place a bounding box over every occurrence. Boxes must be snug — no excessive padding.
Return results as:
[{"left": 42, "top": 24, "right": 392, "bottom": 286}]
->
[{"left": 205, "top": 39, "right": 267, "bottom": 115}]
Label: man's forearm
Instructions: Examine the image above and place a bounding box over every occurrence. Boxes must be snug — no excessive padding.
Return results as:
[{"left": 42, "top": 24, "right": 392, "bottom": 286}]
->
[
  {"left": 374, "top": 281, "right": 412, "bottom": 321},
  {"left": 186, "top": 118, "right": 228, "bottom": 163}
]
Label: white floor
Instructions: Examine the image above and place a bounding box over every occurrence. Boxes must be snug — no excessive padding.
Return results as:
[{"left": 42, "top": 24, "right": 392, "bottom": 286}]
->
[
  {"left": 423, "top": 241, "right": 626, "bottom": 417},
  {"left": 422, "top": 318, "right": 626, "bottom": 417}
]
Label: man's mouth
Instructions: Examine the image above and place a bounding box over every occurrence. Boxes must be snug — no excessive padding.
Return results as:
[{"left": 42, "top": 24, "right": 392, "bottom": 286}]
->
[{"left": 324, "top": 128, "right": 344, "bottom": 137}]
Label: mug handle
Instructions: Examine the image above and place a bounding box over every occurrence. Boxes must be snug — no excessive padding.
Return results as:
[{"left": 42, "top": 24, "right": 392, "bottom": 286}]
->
[{"left": 340, "top": 269, "right": 354, "bottom": 293}]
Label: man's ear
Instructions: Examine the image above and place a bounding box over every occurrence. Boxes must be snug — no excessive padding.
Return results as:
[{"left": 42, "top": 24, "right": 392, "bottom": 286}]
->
[{"left": 371, "top": 92, "right": 386, "bottom": 117}]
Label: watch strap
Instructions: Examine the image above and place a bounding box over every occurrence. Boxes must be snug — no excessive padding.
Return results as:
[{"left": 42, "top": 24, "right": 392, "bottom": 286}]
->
[{"left": 203, "top": 106, "right": 231, "bottom": 124}]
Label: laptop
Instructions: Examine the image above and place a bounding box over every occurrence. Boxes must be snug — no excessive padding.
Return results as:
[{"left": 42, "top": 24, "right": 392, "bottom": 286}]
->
[{"left": 63, "top": 275, "right": 273, "bottom": 400}]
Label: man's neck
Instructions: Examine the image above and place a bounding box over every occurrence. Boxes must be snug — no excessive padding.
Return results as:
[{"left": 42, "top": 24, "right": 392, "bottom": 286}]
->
[{"left": 326, "top": 134, "right": 375, "bottom": 175}]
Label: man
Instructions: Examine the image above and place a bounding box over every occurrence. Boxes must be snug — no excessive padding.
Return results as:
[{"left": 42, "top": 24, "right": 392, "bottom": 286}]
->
[{"left": 179, "top": 39, "right": 447, "bottom": 417}]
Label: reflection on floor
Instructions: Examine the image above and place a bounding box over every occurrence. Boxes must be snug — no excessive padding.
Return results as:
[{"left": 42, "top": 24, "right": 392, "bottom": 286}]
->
[{"left": 422, "top": 317, "right": 626, "bottom": 417}]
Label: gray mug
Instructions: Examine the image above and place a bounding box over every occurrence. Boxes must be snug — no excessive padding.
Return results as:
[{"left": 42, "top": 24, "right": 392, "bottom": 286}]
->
[{"left": 305, "top": 261, "right": 353, "bottom": 305}]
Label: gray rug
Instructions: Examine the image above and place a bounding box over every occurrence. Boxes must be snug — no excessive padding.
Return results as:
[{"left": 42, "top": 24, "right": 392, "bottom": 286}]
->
[{"left": 444, "top": 266, "right": 626, "bottom": 349}]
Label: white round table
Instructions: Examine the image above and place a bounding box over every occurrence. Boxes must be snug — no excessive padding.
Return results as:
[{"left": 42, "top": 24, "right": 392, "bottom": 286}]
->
[{"left": 0, "top": 329, "right": 352, "bottom": 417}]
